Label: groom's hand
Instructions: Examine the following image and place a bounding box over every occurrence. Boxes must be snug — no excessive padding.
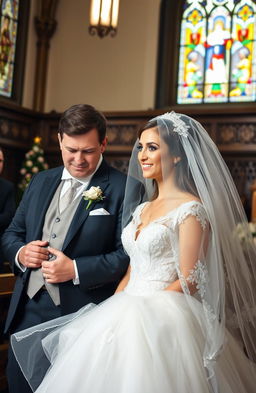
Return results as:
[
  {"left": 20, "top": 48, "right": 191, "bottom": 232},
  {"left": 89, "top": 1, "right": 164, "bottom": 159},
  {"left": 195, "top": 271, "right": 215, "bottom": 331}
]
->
[
  {"left": 41, "top": 246, "right": 75, "bottom": 283},
  {"left": 18, "top": 240, "right": 49, "bottom": 268}
]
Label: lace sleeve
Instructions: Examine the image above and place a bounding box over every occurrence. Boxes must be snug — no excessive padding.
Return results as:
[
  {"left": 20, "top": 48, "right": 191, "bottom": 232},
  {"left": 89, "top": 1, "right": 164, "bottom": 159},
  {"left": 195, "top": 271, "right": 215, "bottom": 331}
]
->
[
  {"left": 176, "top": 201, "right": 208, "bottom": 230},
  {"left": 174, "top": 201, "right": 220, "bottom": 372},
  {"left": 175, "top": 203, "right": 210, "bottom": 292}
]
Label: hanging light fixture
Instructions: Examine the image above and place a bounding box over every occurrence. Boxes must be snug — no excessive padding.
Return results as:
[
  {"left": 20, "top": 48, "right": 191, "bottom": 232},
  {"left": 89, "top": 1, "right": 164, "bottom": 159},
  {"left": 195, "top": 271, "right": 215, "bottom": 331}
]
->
[{"left": 89, "top": 0, "right": 120, "bottom": 38}]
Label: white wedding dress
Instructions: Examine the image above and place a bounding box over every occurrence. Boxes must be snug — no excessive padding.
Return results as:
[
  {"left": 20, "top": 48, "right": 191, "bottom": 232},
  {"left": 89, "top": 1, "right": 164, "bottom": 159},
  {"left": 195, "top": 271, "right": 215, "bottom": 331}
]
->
[{"left": 13, "top": 201, "right": 256, "bottom": 393}]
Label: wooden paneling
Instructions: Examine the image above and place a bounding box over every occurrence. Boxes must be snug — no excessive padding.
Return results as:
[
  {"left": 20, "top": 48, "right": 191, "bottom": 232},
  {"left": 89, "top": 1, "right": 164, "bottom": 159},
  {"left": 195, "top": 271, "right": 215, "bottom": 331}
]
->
[{"left": 0, "top": 101, "right": 256, "bottom": 215}]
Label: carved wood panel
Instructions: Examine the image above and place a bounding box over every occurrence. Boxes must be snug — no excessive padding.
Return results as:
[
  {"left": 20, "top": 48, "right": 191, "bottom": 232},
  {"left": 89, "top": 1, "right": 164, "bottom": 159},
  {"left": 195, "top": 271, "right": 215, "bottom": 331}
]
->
[{"left": 1, "top": 102, "right": 256, "bottom": 218}]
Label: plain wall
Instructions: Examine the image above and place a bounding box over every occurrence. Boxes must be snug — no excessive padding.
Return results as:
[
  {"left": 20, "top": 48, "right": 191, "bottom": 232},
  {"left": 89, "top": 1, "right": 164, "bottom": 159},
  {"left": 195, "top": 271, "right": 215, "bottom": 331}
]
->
[{"left": 22, "top": 0, "right": 161, "bottom": 113}]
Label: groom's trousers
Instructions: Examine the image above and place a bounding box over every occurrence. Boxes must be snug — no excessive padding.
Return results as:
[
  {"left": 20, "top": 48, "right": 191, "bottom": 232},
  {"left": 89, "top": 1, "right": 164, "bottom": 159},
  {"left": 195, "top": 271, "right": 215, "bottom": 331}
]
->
[{"left": 6, "top": 289, "right": 61, "bottom": 393}]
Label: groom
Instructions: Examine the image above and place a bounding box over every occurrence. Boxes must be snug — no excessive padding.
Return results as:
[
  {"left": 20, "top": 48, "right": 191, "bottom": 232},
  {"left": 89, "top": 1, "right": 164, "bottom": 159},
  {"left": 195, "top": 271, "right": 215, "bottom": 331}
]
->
[{"left": 2, "top": 104, "right": 129, "bottom": 393}]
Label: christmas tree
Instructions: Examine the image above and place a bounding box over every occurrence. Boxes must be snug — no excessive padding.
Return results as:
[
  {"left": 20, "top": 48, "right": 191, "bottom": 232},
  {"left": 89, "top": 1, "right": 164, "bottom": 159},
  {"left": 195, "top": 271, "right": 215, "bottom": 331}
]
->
[{"left": 18, "top": 136, "right": 49, "bottom": 192}]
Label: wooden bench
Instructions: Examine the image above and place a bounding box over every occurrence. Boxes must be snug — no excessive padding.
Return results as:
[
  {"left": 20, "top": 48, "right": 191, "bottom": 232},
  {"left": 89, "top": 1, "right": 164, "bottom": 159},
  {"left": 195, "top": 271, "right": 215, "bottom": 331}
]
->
[{"left": 0, "top": 273, "right": 16, "bottom": 392}]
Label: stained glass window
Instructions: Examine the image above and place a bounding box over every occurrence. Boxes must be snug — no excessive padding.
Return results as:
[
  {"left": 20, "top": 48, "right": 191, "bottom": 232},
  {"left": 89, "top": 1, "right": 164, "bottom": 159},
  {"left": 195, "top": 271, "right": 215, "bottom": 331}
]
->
[
  {"left": 177, "top": 0, "right": 256, "bottom": 104},
  {"left": 0, "top": 0, "right": 19, "bottom": 98}
]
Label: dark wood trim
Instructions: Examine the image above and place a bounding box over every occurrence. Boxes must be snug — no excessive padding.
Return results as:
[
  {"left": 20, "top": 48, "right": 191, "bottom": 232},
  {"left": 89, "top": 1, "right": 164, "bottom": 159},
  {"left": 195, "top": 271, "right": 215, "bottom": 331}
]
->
[
  {"left": 155, "top": 0, "right": 182, "bottom": 108},
  {"left": 0, "top": 342, "right": 8, "bottom": 390},
  {"left": 0, "top": 101, "right": 256, "bottom": 216},
  {"left": 0, "top": 273, "right": 16, "bottom": 296},
  {"left": 13, "top": 0, "right": 30, "bottom": 104},
  {"left": 106, "top": 102, "right": 256, "bottom": 117},
  {"left": 33, "top": 0, "right": 59, "bottom": 111}
]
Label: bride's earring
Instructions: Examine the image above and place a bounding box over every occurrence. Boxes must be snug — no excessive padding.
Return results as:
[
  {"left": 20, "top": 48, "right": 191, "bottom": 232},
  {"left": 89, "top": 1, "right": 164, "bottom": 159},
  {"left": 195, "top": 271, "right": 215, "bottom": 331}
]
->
[{"left": 174, "top": 157, "right": 181, "bottom": 167}]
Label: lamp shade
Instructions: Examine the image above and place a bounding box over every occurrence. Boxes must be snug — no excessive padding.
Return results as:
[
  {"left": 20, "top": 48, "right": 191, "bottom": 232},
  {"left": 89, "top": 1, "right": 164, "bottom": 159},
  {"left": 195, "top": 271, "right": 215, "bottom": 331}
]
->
[{"left": 89, "top": 0, "right": 120, "bottom": 38}]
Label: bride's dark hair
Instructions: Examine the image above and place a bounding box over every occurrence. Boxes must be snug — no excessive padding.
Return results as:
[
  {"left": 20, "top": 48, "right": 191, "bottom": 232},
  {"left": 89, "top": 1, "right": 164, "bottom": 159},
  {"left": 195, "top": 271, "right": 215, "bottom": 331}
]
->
[{"left": 138, "top": 120, "right": 199, "bottom": 199}]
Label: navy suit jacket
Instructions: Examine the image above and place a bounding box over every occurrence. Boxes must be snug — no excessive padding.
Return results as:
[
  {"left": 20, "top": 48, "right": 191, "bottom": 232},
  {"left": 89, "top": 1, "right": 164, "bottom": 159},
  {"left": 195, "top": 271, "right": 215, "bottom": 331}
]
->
[
  {"left": 2, "top": 160, "right": 129, "bottom": 333},
  {"left": 0, "top": 177, "right": 16, "bottom": 269}
]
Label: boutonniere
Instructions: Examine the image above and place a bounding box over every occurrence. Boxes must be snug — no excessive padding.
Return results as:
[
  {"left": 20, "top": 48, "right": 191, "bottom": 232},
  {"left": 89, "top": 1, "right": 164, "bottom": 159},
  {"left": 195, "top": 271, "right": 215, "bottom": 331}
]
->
[{"left": 82, "top": 186, "right": 105, "bottom": 210}]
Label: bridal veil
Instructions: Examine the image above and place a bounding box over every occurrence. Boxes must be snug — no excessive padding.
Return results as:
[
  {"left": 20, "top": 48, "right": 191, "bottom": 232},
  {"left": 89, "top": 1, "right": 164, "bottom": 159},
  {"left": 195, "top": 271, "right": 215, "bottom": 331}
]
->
[{"left": 122, "top": 111, "right": 256, "bottom": 391}]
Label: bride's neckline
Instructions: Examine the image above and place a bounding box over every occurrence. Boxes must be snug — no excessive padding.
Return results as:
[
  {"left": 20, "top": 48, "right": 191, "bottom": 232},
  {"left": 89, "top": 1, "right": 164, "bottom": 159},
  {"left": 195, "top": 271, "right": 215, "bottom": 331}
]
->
[{"left": 134, "top": 200, "right": 202, "bottom": 242}]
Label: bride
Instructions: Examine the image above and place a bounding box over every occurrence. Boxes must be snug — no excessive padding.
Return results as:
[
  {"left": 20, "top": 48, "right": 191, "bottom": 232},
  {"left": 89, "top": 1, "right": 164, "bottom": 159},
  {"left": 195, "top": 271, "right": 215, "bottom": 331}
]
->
[{"left": 11, "top": 112, "right": 256, "bottom": 393}]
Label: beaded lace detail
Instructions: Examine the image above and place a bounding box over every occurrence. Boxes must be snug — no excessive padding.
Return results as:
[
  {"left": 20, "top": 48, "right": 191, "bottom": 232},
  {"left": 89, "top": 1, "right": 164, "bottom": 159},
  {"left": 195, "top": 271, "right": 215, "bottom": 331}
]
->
[
  {"left": 121, "top": 201, "right": 208, "bottom": 296},
  {"left": 151, "top": 111, "right": 189, "bottom": 137}
]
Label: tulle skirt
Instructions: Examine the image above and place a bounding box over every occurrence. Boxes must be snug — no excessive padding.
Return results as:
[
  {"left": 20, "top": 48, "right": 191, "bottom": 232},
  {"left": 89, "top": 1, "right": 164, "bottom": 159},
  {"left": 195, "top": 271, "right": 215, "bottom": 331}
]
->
[{"left": 11, "top": 291, "right": 256, "bottom": 393}]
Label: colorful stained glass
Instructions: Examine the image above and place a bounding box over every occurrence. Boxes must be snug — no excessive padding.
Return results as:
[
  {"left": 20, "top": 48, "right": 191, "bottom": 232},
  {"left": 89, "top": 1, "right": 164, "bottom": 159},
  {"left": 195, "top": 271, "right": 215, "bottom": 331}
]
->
[
  {"left": 177, "top": 0, "right": 256, "bottom": 104},
  {"left": 0, "top": 0, "right": 19, "bottom": 98}
]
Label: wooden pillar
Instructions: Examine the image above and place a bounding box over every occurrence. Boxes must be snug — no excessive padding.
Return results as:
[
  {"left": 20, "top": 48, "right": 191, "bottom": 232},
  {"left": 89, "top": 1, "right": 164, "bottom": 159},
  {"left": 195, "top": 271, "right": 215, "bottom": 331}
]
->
[
  {"left": 251, "top": 180, "right": 256, "bottom": 222},
  {"left": 33, "top": 0, "right": 59, "bottom": 112}
]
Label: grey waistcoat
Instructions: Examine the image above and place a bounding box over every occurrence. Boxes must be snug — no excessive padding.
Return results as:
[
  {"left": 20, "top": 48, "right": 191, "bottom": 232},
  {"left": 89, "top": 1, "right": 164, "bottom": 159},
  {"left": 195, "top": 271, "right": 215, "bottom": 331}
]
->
[{"left": 27, "top": 181, "right": 82, "bottom": 305}]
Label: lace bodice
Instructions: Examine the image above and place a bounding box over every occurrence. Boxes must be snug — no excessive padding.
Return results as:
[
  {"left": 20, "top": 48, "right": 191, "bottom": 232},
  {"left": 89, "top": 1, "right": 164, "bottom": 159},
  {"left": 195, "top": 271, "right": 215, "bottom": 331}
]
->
[{"left": 121, "top": 201, "right": 208, "bottom": 296}]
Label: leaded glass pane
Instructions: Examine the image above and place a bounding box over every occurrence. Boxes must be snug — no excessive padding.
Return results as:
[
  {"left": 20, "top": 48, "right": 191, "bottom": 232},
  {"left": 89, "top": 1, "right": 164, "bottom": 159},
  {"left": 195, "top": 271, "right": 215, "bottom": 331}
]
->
[
  {"left": 0, "top": 0, "right": 19, "bottom": 98},
  {"left": 230, "top": 0, "right": 256, "bottom": 101},
  {"left": 177, "top": 0, "right": 256, "bottom": 104},
  {"left": 204, "top": 6, "right": 231, "bottom": 102},
  {"left": 178, "top": 2, "right": 206, "bottom": 103}
]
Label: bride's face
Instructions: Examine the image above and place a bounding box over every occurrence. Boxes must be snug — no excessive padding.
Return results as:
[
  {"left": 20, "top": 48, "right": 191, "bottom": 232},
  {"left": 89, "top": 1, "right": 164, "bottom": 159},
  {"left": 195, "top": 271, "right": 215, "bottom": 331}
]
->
[{"left": 137, "top": 127, "right": 164, "bottom": 181}]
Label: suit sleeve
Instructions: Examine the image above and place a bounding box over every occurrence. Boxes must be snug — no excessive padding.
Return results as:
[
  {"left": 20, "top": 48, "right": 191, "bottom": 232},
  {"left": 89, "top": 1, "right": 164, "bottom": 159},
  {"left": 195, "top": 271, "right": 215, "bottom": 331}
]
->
[
  {"left": 1, "top": 178, "right": 35, "bottom": 273},
  {"left": 0, "top": 183, "right": 16, "bottom": 230}
]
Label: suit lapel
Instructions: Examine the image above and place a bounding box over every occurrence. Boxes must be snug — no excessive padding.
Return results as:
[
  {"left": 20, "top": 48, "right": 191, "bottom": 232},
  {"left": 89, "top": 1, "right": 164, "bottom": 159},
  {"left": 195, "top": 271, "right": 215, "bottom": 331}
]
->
[
  {"left": 34, "top": 169, "right": 62, "bottom": 239},
  {"left": 62, "top": 160, "right": 110, "bottom": 250}
]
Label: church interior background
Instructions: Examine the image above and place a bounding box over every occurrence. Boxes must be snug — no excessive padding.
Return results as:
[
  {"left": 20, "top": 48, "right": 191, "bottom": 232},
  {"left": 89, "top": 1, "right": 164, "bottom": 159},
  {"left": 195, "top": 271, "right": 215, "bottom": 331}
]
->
[{"left": 1, "top": 0, "right": 256, "bottom": 390}]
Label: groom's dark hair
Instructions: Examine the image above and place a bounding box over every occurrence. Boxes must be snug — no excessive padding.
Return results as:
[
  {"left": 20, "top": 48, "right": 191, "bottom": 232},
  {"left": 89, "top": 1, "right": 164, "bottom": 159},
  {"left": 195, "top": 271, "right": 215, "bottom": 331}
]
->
[{"left": 58, "top": 104, "right": 107, "bottom": 143}]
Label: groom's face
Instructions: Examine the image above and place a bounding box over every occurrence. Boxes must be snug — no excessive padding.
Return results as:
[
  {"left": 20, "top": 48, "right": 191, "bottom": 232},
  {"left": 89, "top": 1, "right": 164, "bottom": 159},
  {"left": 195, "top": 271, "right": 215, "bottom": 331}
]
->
[{"left": 58, "top": 129, "right": 107, "bottom": 178}]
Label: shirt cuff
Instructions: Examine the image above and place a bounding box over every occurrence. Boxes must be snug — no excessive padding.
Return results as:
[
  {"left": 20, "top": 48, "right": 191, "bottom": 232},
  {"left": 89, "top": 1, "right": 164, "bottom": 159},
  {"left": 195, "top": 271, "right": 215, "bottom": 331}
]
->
[
  {"left": 72, "top": 259, "right": 80, "bottom": 285},
  {"left": 15, "top": 246, "right": 27, "bottom": 272}
]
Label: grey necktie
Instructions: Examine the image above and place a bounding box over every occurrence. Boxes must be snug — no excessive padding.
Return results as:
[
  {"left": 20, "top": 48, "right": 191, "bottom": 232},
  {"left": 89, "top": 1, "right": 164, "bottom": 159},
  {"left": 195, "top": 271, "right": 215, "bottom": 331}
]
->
[
  {"left": 27, "top": 267, "right": 61, "bottom": 305},
  {"left": 59, "top": 179, "right": 81, "bottom": 213}
]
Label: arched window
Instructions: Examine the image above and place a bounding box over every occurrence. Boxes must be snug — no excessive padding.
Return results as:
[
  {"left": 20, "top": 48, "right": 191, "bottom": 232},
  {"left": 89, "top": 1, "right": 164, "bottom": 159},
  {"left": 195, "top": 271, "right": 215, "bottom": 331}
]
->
[
  {"left": 0, "top": 0, "right": 29, "bottom": 102},
  {"left": 177, "top": 0, "right": 256, "bottom": 104}
]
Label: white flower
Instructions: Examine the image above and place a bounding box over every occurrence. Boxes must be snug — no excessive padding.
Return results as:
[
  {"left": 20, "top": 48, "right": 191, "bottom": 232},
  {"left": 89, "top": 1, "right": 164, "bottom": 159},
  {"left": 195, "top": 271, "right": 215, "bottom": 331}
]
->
[
  {"left": 37, "top": 156, "right": 44, "bottom": 163},
  {"left": 26, "top": 160, "right": 33, "bottom": 167},
  {"left": 234, "top": 222, "right": 256, "bottom": 247},
  {"left": 33, "top": 146, "right": 39, "bottom": 152},
  {"left": 32, "top": 167, "right": 39, "bottom": 173},
  {"left": 82, "top": 186, "right": 105, "bottom": 210},
  {"left": 248, "top": 222, "right": 256, "bottom": 235},
  {"left": 20, "top": 168, "right": 26, "bottom": 175},
  {"left": 83, "top": 186, "right": 102, "bottom": 200},
  {"left": 26, "top": 150, "right": 33, "bottom": 158}
]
